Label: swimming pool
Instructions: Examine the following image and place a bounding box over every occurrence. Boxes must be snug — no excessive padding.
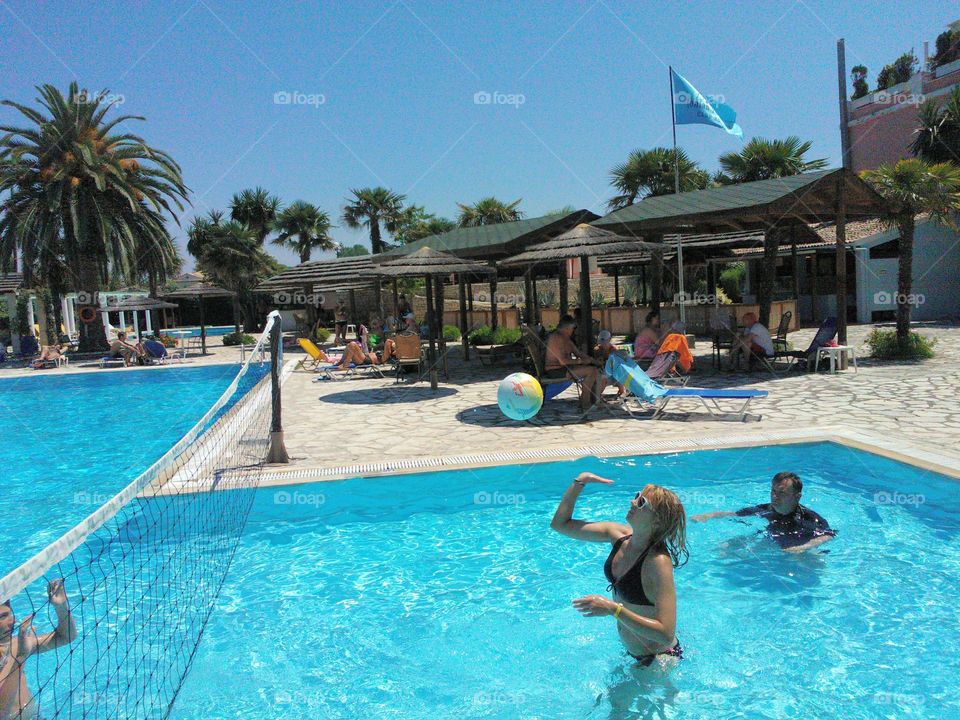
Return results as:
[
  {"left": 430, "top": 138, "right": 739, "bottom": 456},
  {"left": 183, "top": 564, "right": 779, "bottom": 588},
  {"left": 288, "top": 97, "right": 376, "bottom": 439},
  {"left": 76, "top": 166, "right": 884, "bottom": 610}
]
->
[
  {"left": 161, "top": 325, "right": 236, "bottom": 338},
  {"left": 0, "top": 363, "right": 269, "bottom": 577},
  {"left": 170, "top": 441, "right": 959, "bottom": 719}
]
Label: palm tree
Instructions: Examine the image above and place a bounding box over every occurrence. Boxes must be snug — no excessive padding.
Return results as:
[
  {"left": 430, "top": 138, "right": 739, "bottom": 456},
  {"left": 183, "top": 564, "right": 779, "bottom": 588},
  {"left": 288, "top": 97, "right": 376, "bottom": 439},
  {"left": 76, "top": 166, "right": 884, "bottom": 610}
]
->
[
  {"left": 911, "top": 87, "right": 960, "bottom": 164},
  {"left": 0, "top": 83, "right": 188, "bottom": 350},
  {"left": 230, "top": 187, "right": 281, "bottom": 245},
  {"left": 607, "top": 147, "right": 709, "bottom": 210},
  {"left": 717, "top": 136, "right": 827, "bottom": 183},
  {"left": 717, "top": 136, "right": 828, "bottom": 326},
  {"left": 860, "top": 159, "right": 960, "bottom": 342},
  {"left": 341, "top": 187, "right": 406, "bottom": 254},
  {"left": 272, "top": 201, "right": 336, "bottom": 263},
  {"left": 392, "top": 204, "right": 455, "bottom": 244},
  {"left": 456, "top": 197, "right": 523, "bottom": 227},
  {"left": 194, "top": 220, "right": 275, "bottom": 332}
]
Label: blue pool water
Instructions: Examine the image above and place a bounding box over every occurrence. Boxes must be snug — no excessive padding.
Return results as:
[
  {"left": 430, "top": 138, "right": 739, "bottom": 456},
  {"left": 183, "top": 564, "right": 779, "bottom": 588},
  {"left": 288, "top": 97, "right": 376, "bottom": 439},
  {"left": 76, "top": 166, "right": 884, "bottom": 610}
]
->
[
  {"left": 0, "top": 363, "right": 268, "bottom": 577},
  {"left": 171, "top": 442, "right": 960, "bottom": 719},
  {"left": 161, "top": 326, "right": 236, "bottom": 338}
]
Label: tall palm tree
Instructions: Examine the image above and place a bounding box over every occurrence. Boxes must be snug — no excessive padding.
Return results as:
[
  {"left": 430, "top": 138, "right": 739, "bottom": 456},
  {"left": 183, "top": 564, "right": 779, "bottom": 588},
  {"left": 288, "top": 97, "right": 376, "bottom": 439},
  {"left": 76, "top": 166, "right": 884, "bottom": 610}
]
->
[
  {"left": 456, "top": 197, "right": 523, "bottom": 227},
  {"left": 392, "top": 204, "right": 455, "bottom": 244},
  {"left": 717, "top": 136, "right": 828, "bottom": 326},
  {"left": 911, "top": 87, "right": 960, "bottom": 164},
  {"left": 272, "top": 201, "right": 336, "bottom": 263},
  {"left": 194, "top": 220, "right": 275, "bottom": 332},
  {"left": 607, "top": 147, "right": 709, "bottom": 210},
  {"left": 860, "top": 159, "right": 960, "bottom": 342},
  {"left": 230, "top": 187, "right": 281, "bottom": 245},
  {"left": 341, "top": 187, "right": 406, "bottom": 255},
  {"left": 716, "top": 136, "right": 827, "bottom": 183},
  {"left": 0, "top": 83, "right": 188, "bottom": 350}
]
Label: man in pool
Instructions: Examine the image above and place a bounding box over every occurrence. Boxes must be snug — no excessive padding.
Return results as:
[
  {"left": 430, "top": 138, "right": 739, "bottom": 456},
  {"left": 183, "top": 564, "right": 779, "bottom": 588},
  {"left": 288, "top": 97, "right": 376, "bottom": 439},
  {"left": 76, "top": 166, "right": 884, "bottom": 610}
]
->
[
  {"left": 692, "top": 472, "right": 835, "bottom": 552},
  {"left": 0, "top": 579, "right": 77, "bottom": 719}
]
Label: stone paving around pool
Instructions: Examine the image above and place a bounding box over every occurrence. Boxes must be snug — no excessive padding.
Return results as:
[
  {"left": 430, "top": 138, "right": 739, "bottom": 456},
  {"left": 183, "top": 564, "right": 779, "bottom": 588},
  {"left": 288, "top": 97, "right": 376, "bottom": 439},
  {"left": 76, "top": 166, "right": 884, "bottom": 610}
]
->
[{"left": 279, "top": 323, "right": 960, "bottom": 476}]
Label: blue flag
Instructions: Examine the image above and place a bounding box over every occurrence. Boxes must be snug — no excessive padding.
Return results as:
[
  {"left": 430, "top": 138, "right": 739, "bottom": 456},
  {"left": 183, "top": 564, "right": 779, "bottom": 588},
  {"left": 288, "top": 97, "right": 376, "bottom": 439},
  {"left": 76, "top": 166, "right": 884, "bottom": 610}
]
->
[{"left": 671, "top": 68, "right": 743, "bottom": 139}]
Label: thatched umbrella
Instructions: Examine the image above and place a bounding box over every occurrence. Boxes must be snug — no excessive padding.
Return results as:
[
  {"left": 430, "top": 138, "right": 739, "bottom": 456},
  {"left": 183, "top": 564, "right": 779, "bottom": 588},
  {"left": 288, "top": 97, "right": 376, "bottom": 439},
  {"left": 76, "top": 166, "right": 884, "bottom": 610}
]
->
[
  {"left": 364, "top": 247, "right": 492, "bottom": 389},
  {"left": 161, "top": 284, "right": 235, "bottom": 355},
  {"left": 499, "top": 224, "right": 659, "bottom": 352}
]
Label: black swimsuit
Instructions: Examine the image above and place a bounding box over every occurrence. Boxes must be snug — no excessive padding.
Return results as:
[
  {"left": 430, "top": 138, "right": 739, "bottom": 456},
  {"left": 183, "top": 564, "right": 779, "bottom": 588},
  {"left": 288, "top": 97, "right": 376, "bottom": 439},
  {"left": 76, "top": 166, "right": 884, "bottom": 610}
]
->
[{"left": 604, "top": 535, "right": 683, "bottom": 665}]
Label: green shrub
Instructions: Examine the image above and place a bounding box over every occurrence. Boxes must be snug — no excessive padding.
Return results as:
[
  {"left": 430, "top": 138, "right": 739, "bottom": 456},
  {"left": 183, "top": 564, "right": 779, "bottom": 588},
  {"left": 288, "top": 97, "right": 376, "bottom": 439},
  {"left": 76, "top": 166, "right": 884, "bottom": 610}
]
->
[
  {"left": 865, "top": 329, "right": 936, "bottom": 360},
  {"left": 468, "top": 325, "right": 521, "bottom": 346},
  {"left": 315, "top": 326, "right": 331, "bottom": 343},
  {"left": 222, "top": 331, "right": 256, "bottom": 346},
  {"left": 442, "top": 325, "right": 461, "bottom": 341}
]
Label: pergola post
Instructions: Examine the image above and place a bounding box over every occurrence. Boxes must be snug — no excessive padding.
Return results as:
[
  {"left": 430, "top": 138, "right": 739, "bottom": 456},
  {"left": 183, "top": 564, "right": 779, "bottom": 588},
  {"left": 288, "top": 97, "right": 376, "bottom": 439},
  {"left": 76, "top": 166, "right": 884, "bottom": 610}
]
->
[
  {"left": 489, "top": 268, "right": 498, "bottom": 331},
  {"left": 613, "top": 267, "right": 620, "bottom": 306},
  {"left": 458, "top": 275, "right": 470, "bottom": 360},
  {"left": 424, "top": 276, "right": 438, "bottom": 389},
  {"left": 558, "top": 261, "right": 569, "bottom": 317},
  {"left": 392, "top": 279, "right": 400, "bottom": 324},
  {"left": 791, "top": 231, "right": 801, "bottom": 323},
  {"left": 467, "top": 283, "right": 474, "bottom": 312},
  {"left": 532, "top": 275, "right": 540, "bottom": 325},
  {"left": 641, "top": 265, "right": 648, "bottom": 305},
  {"left": 348, "top": 289, "right": 358, "bottom": 341},
  {"left": 434, "top": 275, "right": 448, "bottom": 379},
  {"left": 650, "top": 245, "right": 664, "bottom": 315},
  {"left": 835, "top": 173, "right": 848, "bottom": 348},
  {"left": 523, "top": 272, "right": 534, "bottom": 325},
  {"left": 578, "top": 255, "right": 592, "bottom": 354},
  {"left": 199, "top": 296, "right": 207, "bottom": 355}
]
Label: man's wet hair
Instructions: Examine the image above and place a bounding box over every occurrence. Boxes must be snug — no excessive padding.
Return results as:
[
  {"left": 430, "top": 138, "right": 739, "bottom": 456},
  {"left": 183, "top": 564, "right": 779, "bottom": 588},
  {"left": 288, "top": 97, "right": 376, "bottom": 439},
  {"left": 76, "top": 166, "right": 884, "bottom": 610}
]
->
[
  {"left": 557, "top": 315, "right": 576, "bottom": 329},
  {"left": 772, "top": 471, "right": 802, "bottom": 494}
]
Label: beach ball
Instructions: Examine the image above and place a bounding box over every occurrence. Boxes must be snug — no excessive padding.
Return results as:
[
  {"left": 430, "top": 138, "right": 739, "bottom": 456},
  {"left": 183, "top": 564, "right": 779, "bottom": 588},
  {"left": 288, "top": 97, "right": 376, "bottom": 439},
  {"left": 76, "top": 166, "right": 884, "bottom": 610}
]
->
[{"left": 497, "top": 372, "right": 544, "bottom": 420}]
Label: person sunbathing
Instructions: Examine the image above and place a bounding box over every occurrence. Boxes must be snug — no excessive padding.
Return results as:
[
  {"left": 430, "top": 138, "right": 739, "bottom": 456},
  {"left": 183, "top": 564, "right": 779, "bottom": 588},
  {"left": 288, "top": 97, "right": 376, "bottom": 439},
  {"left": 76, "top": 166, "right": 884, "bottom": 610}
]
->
[
  {"left": 334, "top": 324, "right": 395, "bottom": 369},
  {"left": 545, "top": 316, "right": 602, "bottom": 412},
  {"left": 0, "top": 580, "right": 78, "bottom": 720},
  {"left": 30, "top": 344, "right": 65, "bottom": 369}
]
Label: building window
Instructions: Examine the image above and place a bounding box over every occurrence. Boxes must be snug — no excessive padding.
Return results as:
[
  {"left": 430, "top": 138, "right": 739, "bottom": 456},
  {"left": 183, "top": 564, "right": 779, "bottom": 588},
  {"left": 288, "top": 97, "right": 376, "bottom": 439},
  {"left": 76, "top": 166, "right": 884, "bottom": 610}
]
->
[{"left": 869, "top": 238, "right": 900, "bottom": 259}]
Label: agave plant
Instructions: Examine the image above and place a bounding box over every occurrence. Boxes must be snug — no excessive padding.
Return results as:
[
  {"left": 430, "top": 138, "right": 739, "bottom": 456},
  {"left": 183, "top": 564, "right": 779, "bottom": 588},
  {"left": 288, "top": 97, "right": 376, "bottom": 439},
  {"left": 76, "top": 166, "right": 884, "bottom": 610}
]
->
[{"left": 0, "top": 82, "right": 188, "bottom": 350}]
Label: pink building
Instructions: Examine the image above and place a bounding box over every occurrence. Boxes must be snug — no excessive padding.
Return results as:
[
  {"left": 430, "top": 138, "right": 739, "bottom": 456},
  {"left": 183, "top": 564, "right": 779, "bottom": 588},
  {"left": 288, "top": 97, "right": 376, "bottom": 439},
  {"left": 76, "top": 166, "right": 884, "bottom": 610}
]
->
[{"left": 847, "top": 54, "right": 960, "bottom": 172}]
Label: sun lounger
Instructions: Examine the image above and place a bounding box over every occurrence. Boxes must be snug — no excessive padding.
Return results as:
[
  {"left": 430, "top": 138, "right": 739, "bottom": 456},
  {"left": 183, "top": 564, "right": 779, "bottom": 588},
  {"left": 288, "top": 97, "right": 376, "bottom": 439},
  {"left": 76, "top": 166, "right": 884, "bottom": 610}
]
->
[
  {"left": 143, "top": 340, "right": 176, "bottom": 365},
  {"left": 644, "top": 350, "right": 689, "bottom": 387},
  {"left": 296, "top": 338, "right": 336, "bottom": 371},
  {"left": 605, "top": 354, "right": 767, "bottom": 421},
  {"left": 393, "top": 333, "right": 425, "bottom": 383},
  {"left": 772, "top": 316, "right": 837, "bottom": 371}
]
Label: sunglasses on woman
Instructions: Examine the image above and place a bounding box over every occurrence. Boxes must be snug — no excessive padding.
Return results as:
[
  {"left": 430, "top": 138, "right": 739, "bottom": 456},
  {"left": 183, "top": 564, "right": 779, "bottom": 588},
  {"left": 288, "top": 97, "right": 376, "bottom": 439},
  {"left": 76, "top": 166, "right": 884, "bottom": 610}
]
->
[{"left": 633, "top": 492, "right": 648, "bottom": 509}]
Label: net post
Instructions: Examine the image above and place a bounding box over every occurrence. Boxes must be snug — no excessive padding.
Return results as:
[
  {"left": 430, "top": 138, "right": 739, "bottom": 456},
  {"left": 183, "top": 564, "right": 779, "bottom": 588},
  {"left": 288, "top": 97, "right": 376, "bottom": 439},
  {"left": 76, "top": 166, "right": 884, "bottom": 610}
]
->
[{"left": 267, "top": 316, "right": 290, "bottom": 463}]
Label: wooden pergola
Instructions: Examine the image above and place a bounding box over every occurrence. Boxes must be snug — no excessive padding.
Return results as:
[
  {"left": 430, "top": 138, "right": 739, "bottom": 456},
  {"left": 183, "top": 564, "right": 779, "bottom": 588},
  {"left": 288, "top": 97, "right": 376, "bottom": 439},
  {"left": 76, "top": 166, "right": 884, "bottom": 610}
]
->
[{"left": 161, "top": 284, "right": 235, "bottom": 355}]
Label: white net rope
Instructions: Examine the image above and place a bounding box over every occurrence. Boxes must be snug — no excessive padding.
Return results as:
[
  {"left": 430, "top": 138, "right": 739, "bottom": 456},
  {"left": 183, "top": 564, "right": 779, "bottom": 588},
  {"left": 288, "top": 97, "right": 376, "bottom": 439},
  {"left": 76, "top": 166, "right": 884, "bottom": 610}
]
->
[{"left": 0, "top": 311, "right": 282, "bottom": 719}]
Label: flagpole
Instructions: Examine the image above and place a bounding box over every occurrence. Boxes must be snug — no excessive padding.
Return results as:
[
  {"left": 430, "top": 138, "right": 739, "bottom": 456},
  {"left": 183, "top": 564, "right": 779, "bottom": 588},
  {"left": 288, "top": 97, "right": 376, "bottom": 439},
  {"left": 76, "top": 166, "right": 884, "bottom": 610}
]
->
[{"left": 669, "top": 66, "right": 686, "bottom": 325}]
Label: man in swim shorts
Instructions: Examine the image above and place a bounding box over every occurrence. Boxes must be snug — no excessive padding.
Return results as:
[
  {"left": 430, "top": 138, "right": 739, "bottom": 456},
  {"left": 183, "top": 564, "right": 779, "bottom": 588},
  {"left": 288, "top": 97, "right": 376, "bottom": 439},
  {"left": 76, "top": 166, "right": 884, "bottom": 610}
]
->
[
  {"left": 0, "top": 580, "right": 77, "bottom": 719},
  {"left": 692, "top": 472, "right": 836, "bottom": 552}
]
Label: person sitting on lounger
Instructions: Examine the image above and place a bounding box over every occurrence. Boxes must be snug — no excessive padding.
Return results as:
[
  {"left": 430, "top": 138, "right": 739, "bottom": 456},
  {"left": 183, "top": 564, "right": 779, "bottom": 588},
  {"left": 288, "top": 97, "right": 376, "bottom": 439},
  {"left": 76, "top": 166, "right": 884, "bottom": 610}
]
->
[
  {"left": 0, "top": 580, "right": 78, "bottom": 720},
  {"left": 595, "top": 331, "right": 626, "bottom": 398},
  {"left": 30, "top": 343, "right": 65, "bottom": 369},
  {"left": 108, "top": 332, "right": 144, "bottom": 367},
  {"left": 633, "top": 311, "right": 662, "bottom": 362},
  {"left": 726, "top": 312, "right": 774, "bottom": 370},
  {"left": 691, "top": 472, "right": 835, "bottom": 552},
  {"left": 336, "top": 323, "right": 397, "bottom": 369},
  {"left": 545, "top": 316, "right": 602, "bottom": 412}
]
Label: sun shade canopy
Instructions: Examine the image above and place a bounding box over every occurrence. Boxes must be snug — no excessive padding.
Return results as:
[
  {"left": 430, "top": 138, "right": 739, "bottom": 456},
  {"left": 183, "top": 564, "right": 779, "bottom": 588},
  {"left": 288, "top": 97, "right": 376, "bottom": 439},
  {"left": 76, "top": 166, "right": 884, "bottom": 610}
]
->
[{"left": 499, "top": 223, "right": 661, "bottom": 267}]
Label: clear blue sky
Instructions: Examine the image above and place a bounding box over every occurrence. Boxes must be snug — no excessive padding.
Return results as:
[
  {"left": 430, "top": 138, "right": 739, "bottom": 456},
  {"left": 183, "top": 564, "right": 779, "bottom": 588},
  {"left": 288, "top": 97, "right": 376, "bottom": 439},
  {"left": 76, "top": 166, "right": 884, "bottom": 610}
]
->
[{"left": 1, "top": 1, "right": 955, "bottom": 268}]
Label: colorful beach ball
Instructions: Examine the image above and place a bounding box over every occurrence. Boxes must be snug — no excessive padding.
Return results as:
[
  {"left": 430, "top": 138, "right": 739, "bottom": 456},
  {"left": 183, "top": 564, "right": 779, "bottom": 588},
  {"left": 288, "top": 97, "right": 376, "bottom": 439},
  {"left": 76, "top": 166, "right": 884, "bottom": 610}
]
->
[{"left": 497, "top": 372, "right": 544, "bottom": 421}]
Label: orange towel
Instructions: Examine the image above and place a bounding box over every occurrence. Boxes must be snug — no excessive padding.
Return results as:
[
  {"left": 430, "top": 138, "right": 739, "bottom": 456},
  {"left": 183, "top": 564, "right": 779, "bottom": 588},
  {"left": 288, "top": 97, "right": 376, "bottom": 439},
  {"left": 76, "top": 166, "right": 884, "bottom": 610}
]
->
[{"left": 658, "top": 333, "right": 693, "bottom": 372}]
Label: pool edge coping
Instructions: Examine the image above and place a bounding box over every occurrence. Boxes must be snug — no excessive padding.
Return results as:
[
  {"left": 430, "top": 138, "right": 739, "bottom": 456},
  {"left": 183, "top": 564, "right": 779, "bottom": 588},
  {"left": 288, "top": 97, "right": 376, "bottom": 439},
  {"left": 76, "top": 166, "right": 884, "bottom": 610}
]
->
[{"left": 261, "top": 425, "right": 960, "bottom": 486}]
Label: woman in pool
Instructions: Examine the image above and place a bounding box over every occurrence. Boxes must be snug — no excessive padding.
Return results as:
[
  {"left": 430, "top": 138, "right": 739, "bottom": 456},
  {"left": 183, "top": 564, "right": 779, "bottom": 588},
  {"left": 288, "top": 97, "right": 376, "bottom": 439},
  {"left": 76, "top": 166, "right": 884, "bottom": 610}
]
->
[{"left": 551, "top": 472, "right": 687, "bottom": 666}]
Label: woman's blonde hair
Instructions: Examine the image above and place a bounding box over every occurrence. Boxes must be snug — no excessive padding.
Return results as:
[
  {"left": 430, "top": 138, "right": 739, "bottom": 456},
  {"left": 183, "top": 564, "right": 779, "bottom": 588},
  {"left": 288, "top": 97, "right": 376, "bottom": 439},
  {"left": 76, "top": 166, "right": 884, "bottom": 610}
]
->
[{"left": 642, "top": 484, "right": 688, "bottom": 567}]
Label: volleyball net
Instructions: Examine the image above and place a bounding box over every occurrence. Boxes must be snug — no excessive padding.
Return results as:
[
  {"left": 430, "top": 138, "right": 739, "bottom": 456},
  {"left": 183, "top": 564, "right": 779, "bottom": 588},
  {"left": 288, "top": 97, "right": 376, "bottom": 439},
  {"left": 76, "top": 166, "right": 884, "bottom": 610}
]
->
[{"left": 0, "top": 312, "right": 283, "bottom": 719}]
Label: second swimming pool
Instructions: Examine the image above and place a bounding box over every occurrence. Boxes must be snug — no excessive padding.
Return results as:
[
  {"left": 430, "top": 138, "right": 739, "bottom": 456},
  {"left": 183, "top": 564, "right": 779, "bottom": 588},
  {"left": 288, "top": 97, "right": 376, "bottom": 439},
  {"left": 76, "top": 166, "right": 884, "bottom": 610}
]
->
[{"left": 170, "top": 441, "right": 959, "bottom": 719}]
